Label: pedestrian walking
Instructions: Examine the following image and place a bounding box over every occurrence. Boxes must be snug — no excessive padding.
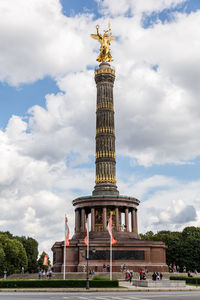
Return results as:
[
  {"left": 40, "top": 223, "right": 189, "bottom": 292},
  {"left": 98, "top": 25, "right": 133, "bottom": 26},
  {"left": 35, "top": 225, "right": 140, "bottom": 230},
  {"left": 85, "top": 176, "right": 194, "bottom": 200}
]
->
[
  {"left": 129, "top": 270, "right": 133, "bottom": 283},
  {"left": 152, "top": 272, "right": 157, "bottom": 281},
  {"left": 123, "top": 264, "right": 126, "bottom": 273},
  {"left": 38, "top": 271, "right": 41, "bottom": 280},
  {"left": 125, "top": 271, "right": 130, "bottom": 281},
  {"left": 4, "top": 270, "right": 7, "bottom": 280}
]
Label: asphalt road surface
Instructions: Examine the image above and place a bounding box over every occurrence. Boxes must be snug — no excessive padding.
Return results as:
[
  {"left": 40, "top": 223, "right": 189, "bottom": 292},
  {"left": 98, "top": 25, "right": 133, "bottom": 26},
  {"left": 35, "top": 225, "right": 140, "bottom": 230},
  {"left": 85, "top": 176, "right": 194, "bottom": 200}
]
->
[{"left": 0, "top": 292, "right": 200, "bottom": 300}]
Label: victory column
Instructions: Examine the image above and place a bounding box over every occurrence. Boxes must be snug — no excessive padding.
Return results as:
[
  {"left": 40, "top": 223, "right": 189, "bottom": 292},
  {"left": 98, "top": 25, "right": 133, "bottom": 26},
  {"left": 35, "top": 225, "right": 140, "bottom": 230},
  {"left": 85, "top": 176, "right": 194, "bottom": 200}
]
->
[{"left": 52, "top": 24, "right": 168, "bottom": 273}]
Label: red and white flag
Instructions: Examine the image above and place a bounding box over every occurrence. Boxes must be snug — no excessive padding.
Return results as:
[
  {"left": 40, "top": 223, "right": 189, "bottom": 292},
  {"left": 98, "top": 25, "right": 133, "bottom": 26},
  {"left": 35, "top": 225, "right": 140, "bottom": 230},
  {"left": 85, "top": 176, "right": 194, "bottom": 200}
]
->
[
  {"left": 43, "top": 254, "right": 48, "bottom": 266},
  {"left": 65, "top": 217, "right": 70, "bottom": 246},
  {"left": 107, "top": 216, "right": 117, "bottom": 245},
  {"left": 84, "top": 217, "right": 89, "bottom": 246}
]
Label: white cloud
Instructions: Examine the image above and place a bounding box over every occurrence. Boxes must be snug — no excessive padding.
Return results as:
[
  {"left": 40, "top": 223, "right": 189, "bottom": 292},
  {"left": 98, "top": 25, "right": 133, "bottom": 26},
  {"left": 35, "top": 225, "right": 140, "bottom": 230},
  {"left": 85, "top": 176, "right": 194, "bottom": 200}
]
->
[
  {"left": 0, "top": 0, "right": 96, "bottom": 85},
  {"left": 119, "top": 173, "right": 200, "bottom": 233},
  {"left": 112, "top": 11, "right": 200, "bottom": 165},
  {"left": 137, "top": 178, "right": 200, "bottom": 233},
  {"left": 0, "top": 122, "right": 94, "bottom": 256},
  {"left": 97, "top": 0, "right": 186, "bottom": 16}
]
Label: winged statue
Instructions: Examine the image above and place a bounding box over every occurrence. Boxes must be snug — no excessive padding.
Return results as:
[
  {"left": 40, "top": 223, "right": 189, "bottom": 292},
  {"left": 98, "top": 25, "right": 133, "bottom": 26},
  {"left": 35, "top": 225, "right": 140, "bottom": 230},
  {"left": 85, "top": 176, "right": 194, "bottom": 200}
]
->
[{"left": 91, "top": 23, "right": 115, "bottom": 62}]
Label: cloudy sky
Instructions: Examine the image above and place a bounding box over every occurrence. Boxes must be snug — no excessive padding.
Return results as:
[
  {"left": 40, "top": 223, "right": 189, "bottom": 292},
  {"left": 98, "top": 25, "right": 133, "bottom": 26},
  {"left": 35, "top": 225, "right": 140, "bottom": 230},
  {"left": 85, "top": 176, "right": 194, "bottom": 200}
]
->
[{"left": 0, "top": 0, "right": 200, "bottom": 258}]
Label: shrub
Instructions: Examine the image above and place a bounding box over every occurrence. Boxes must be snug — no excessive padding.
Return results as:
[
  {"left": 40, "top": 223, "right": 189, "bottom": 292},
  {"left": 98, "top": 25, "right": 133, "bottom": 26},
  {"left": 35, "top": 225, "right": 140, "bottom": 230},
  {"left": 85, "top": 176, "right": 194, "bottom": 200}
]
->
[
  {"left": 0, "top": 279, "right": 118, "bottom": 289},
  {"left": 170, "top": 276, "right": 200, "bottom": 285},
  {"left": 92, "top": 275, "right": 109, "bottom": 281},
  {"left": 90, "top": 280, "right": 118, "bottom": 287},
  {"left": 170, "top": 276, "right": 187, "bottom": 281}
]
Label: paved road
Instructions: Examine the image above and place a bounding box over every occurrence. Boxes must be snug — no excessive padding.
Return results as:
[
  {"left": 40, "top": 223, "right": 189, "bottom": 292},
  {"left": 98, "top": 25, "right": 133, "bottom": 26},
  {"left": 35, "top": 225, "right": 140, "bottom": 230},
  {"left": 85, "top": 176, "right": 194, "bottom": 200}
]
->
[{"left": 0, "top": 292, "right": 200, "bottom": 300}]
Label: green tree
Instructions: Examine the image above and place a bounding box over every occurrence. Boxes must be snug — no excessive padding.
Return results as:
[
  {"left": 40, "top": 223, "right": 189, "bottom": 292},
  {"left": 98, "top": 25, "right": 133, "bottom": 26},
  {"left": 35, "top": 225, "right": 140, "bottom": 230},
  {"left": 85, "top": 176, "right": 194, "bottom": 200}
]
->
[
  {"left": 0, "top": 234, "right": 28, "bottom": 275},
  {"left": 182, "top": 226, "right": 200, "bottom": 239},
  {"left": 37, "top": 251, "right": 51, "bottom": 271},
  {"left": 140, "top": 231, "right": 154, "bottom": 240},
  {"left": 140, "top": 227, "right": 200, "bottom": 272},
  {"left": 180, "top": 227, "right": 200, "bottom": 271},
  {"left": 0, "top": 231, "right": 39, "bottom": 273},
  {"left": 16, "top": 236, "right": 38, "bottom": 272},
  {"left": 0, "top": 244, "right": 6, "bottom": 274}
]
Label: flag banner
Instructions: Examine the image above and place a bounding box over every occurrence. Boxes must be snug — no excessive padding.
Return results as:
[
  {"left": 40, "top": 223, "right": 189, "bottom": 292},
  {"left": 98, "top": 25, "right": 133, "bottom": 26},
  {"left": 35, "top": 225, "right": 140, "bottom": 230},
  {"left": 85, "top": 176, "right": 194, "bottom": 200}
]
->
[
  {"left": 84, "top": 217, "right": 89, "bottom": 246},
  {"left": 65, "top": 217, "right": 70, "bottom": 246},
  {"left": 107, "top": 216, "right": 117, "bottom": 245},
  {"left": 43, "top": 254, "right": 48, "bottom": 266}
]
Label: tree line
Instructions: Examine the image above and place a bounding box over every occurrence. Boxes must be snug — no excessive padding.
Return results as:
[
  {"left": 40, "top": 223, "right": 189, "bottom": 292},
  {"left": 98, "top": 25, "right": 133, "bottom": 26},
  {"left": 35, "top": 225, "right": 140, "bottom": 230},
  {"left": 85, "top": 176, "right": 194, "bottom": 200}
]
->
[
  {"left": 140, "top": 226, "right": 200, "bottom": 272},
  {"left": 0, "top": 231, "right": 49, "bottom": 276}
]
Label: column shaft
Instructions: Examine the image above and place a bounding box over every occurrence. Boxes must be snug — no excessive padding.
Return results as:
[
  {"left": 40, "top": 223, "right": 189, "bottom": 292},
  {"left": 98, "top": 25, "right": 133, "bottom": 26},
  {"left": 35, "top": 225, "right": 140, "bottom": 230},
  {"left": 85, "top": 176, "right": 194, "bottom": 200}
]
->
[
  {"left": 103, "top": 207, "right": 107, "bottom": 231},
  {"left": 93, "top": 64, "right": 119, "bottom": 196},
  {"left": 125, "top": 208, "right": 129, "bottom": 232},
  {"left": 135, "top": 209, "right": 138, "bottom": 234},
  {"left": 75, "top": 209, "right": 80, "bottom": 233},
  {"left": 115, "top": 207, "right": 119, "bottom": 231},
  {"left": 81, "top": 208, "right": 85, "bottom": 232},
  {"left": 131, "top": 209, "right": 136, "bottom": 232},
  {"left": 91, "top": 208, "right": 95, "bottom": 232}
]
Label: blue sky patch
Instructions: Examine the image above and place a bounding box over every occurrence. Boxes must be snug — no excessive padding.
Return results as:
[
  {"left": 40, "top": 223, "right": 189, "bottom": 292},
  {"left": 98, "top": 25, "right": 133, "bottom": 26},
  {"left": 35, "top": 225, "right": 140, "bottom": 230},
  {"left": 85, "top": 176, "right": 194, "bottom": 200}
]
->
[
  {"left": 0, "top": 77, "right": 59, "bottom": 129},
  {"left": 117, "top": 155, "right": 200, "bottom": 183},
  {"left": 142, "top": 0, "right": 200, "bottom": 28},
  {"left": 60, "top": 0, "right": 100, "bottom": 18}
]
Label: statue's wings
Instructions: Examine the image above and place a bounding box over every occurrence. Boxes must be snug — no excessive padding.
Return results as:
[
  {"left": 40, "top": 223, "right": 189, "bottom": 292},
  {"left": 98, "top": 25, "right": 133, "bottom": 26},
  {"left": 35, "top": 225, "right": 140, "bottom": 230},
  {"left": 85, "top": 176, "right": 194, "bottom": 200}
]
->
[{"left": 91, "top": 34, "right": 100, "bottom": 40}]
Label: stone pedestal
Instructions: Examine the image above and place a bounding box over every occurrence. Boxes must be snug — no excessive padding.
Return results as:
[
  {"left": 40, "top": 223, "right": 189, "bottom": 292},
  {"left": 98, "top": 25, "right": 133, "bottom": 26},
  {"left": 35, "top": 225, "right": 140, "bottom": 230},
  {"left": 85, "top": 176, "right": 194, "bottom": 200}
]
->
[{"left": 52, "top": 238, "right": 168, "bottom": 273}]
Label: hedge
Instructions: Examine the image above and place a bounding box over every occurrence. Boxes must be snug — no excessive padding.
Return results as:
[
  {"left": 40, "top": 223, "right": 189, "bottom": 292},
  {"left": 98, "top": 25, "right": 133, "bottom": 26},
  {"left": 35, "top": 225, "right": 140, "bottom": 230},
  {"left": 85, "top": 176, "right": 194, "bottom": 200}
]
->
[
  {"left": 170, "top": 276, "right": 188, "bottom": 281},
  {"left": 90, "top": 279, "right": 118, "bottom": 287},
  {"left": 170, "top": 276, "right": 200, "bottom": 285},
  {"left": 0, "top": 279, "right": 119, "bottom": 289},
  {"left": 92, "top": 275, "right": 110, "bottom": 281}
]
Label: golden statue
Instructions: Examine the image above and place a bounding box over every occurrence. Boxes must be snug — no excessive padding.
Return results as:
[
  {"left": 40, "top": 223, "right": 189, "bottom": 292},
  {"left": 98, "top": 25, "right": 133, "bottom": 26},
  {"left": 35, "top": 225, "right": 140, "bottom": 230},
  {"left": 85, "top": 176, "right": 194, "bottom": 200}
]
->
[{"left": 91, "top": 23, "right": 115, "bottom": 62}]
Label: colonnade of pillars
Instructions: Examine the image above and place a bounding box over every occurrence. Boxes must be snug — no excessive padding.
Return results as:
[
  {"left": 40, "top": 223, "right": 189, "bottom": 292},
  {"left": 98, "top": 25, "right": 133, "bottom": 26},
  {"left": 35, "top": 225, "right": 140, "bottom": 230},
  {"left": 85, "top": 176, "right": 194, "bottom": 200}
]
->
[{"left": 74, "top": 207, "right": 138, "bottom": 234}]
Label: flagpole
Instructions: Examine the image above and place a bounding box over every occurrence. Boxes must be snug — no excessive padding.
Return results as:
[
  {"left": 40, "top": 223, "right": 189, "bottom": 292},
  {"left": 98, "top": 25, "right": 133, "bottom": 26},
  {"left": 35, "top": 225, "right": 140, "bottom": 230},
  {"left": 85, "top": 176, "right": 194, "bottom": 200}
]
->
[
  {"left": 63, "top": 214, "right": 66, "bottom": 280},
  {"left": 110, "top": 215, "right": 112, "bottom": 280},
  {"left": 87, "top": 217, "right": 89, "bottom": 261},
  {"left": 86, "top": 217, "right": 90, "bottom": 290}
]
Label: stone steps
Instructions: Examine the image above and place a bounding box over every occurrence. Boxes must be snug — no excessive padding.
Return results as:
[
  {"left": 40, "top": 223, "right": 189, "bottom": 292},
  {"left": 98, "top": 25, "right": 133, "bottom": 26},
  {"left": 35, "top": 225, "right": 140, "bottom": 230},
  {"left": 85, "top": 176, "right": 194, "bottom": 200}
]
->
[
  {"left": 132, "top": 279, "right": 186, "bottom": 288},
  {"left": 7, "top": 271, "right": 191, "bottom": 281}
]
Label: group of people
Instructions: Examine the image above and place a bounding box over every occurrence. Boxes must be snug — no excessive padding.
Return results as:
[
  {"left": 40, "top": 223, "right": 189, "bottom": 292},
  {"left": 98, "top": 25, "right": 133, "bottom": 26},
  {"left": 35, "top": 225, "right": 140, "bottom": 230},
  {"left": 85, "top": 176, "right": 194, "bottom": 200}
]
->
[
  {"left": 139, "top": 269, "right": 147, "bottom": 280},
  {"left": 124, "top": 269, "right": 146, "bottom": 282},
  {"left": 124, "top": 269, "right": 164, "bottom": 282},
  {"left": 82, "top": 264, "right": 110, "bottom": 273},
  {"left": 169, "top": 264, "right": 182, "bottom": 273},
  {"left": 171, "top": 264, "right": 199, "bottom": 276},
  {"left": 152, "top": 272, "right": 163, "bottom": 280},
  {"left": 38, "top": 268, "right": 52, "bottom": 279},
  {"left": 103, "top": 264, "right": 110, "bottom": 272}
]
